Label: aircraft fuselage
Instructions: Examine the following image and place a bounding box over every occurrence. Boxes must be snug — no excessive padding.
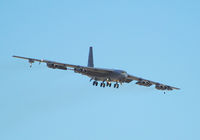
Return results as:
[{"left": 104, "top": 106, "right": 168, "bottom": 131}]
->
[{"left": 77, "top": 69, "right": 128, "bottom": 83}]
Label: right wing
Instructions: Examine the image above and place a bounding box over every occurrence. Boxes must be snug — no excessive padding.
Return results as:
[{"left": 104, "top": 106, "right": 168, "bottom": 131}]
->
[{"left": 125, "top": 74, "right": 180, "bottom": 91}]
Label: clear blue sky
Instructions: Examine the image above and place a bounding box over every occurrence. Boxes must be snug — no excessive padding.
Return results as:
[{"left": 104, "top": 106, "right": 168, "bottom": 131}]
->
[{"left": 0, "top": 0, "right": 200, "bottom": 140}]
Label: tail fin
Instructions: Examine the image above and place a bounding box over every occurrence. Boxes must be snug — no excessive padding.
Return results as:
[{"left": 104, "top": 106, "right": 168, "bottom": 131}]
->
[{"left": 88, "top": 47, "right": 94, "bottom": 67}]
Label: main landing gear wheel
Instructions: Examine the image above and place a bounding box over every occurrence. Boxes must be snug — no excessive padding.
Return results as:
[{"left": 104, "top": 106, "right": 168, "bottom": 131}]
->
[
  {"left": 106, "top": 82, "right": 112, "bottom": 87},
  {"left": 106, "top": 82, "right": 111, "bottom": 87},
  {"left": 93, "top": 81, "right": 98, "bottom": 86},
  {"left": 114, "top": 83, "right": 119, "bottom": 88},
  {"left": 100, "top": 82, "right": 106, "bottom": 88}
]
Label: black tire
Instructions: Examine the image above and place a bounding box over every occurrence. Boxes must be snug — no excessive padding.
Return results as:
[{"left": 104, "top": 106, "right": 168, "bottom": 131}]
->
[{"left": 106, "top": 82, "right": 109, "bottom": 87}]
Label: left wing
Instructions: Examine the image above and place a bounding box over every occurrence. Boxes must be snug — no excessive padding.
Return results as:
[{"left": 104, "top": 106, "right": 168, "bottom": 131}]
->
[
  {"left": 125, "top": 74, "right": 180, "bottom": 91},
  {"left": 12, "top": 55, "right": 113, "bottom": 74}
]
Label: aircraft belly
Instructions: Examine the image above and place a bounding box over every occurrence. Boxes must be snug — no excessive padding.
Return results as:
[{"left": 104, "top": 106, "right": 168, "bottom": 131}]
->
[
  {"left": 84, "top": 71, "right": 110, "bottom": 78},
  {"left": 82, "top": 71, "right": 122, "bottom": 82}
]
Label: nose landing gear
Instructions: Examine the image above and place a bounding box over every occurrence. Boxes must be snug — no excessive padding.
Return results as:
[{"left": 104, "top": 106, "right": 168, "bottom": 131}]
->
[{"left": 106, "top": 82, "right": 112, "bottom": 87}]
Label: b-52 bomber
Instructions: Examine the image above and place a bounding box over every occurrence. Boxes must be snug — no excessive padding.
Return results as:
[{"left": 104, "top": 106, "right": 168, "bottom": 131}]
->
[{"left": 13, "top": 47, "right": 180, "bottom": 91}]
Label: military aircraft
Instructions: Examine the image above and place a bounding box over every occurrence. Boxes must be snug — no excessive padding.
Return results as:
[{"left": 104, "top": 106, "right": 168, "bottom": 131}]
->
[{"left": 13, "top": 47, "right": 180, "bottom": 91}]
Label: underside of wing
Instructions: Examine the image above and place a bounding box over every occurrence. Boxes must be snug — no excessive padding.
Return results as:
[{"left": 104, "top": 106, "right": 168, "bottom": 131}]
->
[
  {"left": 12, "top": 55, "right": 113, "bottom": 74},
  {"left": 126, "top": 74, "right": 180, "bottom": 91},
  {"left": 13, "top": 55, "right": 79, "bottom": 68}
]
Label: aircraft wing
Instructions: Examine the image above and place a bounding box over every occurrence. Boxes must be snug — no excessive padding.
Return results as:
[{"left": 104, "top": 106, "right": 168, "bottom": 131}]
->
[
  {"left": 126, "top": 74, "right": 180, "bottom": 91},
  {"left": 12, "top": 55, "right": 113, "bottom": 74},
  {"left": 13, "top": 55, "right": 180, "bottom": 91}
]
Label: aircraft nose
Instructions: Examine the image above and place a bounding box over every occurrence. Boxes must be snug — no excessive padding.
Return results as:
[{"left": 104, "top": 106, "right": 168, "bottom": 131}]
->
[{"left": 124, "top": 73, "right": 128, "bottom": 78}]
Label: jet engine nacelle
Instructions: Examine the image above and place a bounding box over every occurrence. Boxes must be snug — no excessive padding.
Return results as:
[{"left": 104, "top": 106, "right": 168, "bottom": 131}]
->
[
  {"left": 155, "top": 84, "right": 173, "bottom": 90},
  {"left": 47, "top": 63, "right": 56, "bottom": 69},
  {"left": 136, "top": 80, "right": 152, "bottom": 87},
  {"left": 155, "top": 84, "right": 165, "bottom": 90},
  {"left": 74, "top": 68, "right": 87, "bottom": 73},
  {"left": 47, "top": 63, "right": 67, "bottom": 70}
]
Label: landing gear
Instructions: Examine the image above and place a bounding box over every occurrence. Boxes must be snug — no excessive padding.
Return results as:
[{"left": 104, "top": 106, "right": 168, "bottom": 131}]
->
[
  {"left": 114, "top": 83, "right": 119, "bottom": 88},
  {"left": 100, "top": 82, "right": 106, "bottom": 88},
  {"left": 106, "top": 82, "right": 112, "bottom": 87},
  {"left": 93, "top": 81, "right": 98, "bottom": 86},
  {"left": 28, "top": 59, "right": 34, "bottom": 68},
  {"left": 92, "top": 80, "right": 119, "bottom": 88}
]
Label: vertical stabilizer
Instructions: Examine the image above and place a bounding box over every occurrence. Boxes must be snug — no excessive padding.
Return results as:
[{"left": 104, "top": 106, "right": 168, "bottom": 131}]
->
[{"left": 88, "top": 47, "right": 94, "bottom": 67}]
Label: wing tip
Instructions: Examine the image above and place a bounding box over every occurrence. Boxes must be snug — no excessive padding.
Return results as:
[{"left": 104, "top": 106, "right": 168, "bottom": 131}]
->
[
  {"left": 12, "top": 55, "right": 21, "bottom": 58},
  {"left": 174, "top": 87, "right": 181, "bottom": 90}
]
